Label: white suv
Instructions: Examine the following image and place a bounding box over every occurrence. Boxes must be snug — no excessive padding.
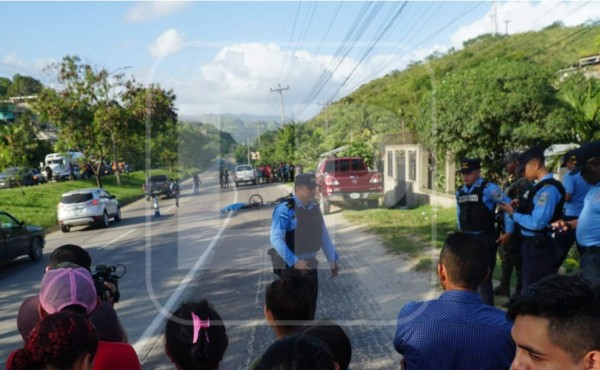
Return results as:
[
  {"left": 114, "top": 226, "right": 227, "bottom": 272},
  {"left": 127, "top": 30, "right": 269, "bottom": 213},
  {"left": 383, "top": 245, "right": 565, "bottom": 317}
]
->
[
  {"left": 233, "top": 165, "right": 256, "bottom": 187},
  {"left": 57, "top": 188, "right": 121, "bottom": 232}
]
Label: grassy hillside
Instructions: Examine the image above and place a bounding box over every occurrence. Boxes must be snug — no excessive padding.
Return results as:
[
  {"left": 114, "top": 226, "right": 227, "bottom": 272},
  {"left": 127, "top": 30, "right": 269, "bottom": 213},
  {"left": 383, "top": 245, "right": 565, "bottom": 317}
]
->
[{"left": 287, "top": 22, "right": 600, "bottom": 171}]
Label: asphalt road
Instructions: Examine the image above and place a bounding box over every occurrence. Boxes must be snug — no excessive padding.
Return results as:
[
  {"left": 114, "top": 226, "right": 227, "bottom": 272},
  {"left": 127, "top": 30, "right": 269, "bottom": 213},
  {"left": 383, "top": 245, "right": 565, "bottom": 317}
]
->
[{"left": 0, "top": 171, "right": 437, "bottom": 369}]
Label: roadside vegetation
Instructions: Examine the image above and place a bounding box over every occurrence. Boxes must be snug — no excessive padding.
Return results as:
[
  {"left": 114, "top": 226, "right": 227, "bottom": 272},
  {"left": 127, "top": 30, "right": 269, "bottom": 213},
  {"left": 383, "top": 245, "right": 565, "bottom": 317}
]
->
[{"left": 344, "top": 205, "right": 456, "bottom": 262}]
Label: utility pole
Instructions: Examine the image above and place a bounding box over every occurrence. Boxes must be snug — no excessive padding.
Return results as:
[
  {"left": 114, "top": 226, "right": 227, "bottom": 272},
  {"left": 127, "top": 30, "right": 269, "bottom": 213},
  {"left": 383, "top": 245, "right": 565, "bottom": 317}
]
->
[
  {"left": 270, "top": 84, "right": 289, "bottom": 125},
  {"left": 490, "top": 1, "right": 498, "bottom": 35},
  {"left": 246, "top": 140, "right": 251, "bottom": 164},
  {"left": 319, "top": 101, "right": 330, "bottom": 136},
  {"left": 503, "top": 20, "right": 511, "bottom": 35},
  {"left": 255, "top": 122, "right": 263, "bottom": 148}
]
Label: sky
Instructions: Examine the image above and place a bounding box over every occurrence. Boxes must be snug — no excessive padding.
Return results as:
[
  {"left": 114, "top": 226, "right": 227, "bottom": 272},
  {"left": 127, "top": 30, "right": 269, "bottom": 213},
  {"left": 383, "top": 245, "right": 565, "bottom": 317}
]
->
[{"left": 0, "top": 1, "right": 598, "bottom": 121}]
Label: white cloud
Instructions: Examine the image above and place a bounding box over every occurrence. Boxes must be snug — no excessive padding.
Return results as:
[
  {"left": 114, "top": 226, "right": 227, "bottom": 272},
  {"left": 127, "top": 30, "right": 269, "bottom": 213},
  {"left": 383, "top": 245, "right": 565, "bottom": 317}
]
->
[
  {"left": 451, "top": 1, "right": 600, "bottom": 47},
  {"left": 148, "top": 29, "right": 187, "bottom": 59},
  {"left": 125, "top": 2, "right": 190, "bottom": 23},
  {"left": 165, "top": 42, "right": 434, "bottom": 120}
]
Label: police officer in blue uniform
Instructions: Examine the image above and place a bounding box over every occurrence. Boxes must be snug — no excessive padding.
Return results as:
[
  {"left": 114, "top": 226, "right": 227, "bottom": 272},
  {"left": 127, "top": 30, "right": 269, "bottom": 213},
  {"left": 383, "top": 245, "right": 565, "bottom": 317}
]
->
[
  {"left": 456, "top": 158, "right": 514, "bottom": 305},
  {"left": 552, "top": 141, "right": 600, "bottom": 283},
  {"left": 499, "top": 146, "right": 565, "bottom": 291},
  {"left": 554, "top": 149, "right": 592, "bottom": 265},
  {"left": 269, "top": 173, "right": 339, "bottom": 315},
  {"left": 495, "top": 153, "right": 532, "bottom": 297}
]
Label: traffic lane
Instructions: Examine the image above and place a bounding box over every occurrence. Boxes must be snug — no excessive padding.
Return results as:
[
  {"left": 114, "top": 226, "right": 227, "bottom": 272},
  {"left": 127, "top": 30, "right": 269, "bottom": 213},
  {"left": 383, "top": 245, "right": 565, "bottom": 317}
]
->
[{"left": 139, "top": 183, "right": 284, "bottom": 369}]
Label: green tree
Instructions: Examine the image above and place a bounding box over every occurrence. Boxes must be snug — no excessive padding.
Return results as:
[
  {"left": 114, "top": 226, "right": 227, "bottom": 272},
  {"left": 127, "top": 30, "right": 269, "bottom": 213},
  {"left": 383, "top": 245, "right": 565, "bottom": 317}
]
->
[
  {"left": 36, "top": 55, "right": 177, "bottom": 187},
  {"left": 120, "top": 82, "right": 178, "bottom": 173},
  {"left": 558, "top": 73, "right": 600, "bottom": 142},
  {"left": 418, "top": 59, "right": 561, "bottom": 177},
  {"left": 7, "top": 75, "right": 43, "bottom": 97},
  {"left": 0, "top": 77, "right": 11, "bottom": 99},
  {"left": 0, "top": 111, "right": 40, "bottom": 169}
]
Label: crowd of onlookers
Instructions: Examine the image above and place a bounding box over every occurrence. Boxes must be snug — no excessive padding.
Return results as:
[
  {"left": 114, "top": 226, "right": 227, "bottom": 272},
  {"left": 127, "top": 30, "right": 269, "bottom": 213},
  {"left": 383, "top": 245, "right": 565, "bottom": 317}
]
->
[
  {"left": 6, "top": 244, "right": 352, "bottom": 370},
  {"left": 6, "top": 241, "right": 599, "bottom": 370},
  {"left": 255, "top": 162, "right": 301, "bottom": 184}
]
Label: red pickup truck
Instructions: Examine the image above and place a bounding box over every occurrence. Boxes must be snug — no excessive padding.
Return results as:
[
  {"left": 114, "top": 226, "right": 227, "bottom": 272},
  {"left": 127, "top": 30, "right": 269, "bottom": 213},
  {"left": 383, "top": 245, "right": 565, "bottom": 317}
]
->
[{"left": 315, "top": 156, "right": 383, "bottom": 214}]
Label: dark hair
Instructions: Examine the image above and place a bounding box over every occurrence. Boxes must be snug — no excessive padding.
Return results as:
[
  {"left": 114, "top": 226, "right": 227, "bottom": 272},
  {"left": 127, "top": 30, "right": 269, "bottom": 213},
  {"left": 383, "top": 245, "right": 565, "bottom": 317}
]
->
[
  {"left": 507, "top": 274, "right": 600, "bottom": 362},
  {"left": 49, "top": 244, "right": 92, "bottom": 271},
  {"left": 300, "top": 320, "right": 352, "bottom": 370},
  {"left": 439, "top": 232, "right": 489, "bottom": 290},
  {"left": 265, "top": 270, "right": 316, "bottom": 329},
  {"left": 12, "top": 311, "right": 98, "bottom": 370},
  {"left": 255, "top": 334, "right": 336, "bottom": 370},
  {"left": 165, "top": 299, "right": 229, "bottom": 370}
]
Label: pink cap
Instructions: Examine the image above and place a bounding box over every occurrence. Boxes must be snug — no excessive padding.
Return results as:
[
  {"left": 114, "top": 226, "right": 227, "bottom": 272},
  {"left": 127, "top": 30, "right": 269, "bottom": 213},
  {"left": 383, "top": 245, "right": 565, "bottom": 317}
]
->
[{"left": 39, "top": 267, "right": 98, "bottom": 316}]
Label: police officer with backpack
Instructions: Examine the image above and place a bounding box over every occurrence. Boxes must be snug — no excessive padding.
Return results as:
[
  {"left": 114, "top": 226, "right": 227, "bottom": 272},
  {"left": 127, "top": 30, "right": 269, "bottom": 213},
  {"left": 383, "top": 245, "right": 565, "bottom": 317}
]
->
[
  {"left": 499, "top": 146, "right": 565, "bottom": 290},
  {"left": 456, "top": 158, "right": 514, "bottom": 306},
  {"left": 269, "top": 173, "right": 339, "bottom": 316}
]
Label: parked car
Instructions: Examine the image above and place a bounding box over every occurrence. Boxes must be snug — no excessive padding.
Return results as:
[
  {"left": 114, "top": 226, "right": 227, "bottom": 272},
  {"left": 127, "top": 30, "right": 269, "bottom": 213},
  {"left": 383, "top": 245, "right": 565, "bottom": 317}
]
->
[
  {"left": 315, "top": 157, "right": 383, "bottom": 214},
  {"left": 233, "top": 164, "right": 257, "bottom": 187},
  {"left": 0, "top": 167, "right": 38, "bottom": 188},
  {"left": 142, "top": 175, "right": 174, "bottom": 200},
  {"left": 57, "top": 188, "right": 121, "bottom": 232},
  {"left": 0, "top": 211, "right": 44, "bottom": 262}
]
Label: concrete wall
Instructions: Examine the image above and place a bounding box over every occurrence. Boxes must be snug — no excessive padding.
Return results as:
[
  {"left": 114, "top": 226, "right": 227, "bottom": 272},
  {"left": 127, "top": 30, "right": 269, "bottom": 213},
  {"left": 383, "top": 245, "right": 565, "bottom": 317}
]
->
[{"left": 383, "top": 144, "right": 455, "bottom": 209}]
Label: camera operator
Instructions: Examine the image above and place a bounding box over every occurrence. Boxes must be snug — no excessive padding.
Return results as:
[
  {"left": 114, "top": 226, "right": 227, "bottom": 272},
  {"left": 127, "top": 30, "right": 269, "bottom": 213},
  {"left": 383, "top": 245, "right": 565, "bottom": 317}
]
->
[{"left": 17, "top": 244, "right": 128, "bottom": 343}]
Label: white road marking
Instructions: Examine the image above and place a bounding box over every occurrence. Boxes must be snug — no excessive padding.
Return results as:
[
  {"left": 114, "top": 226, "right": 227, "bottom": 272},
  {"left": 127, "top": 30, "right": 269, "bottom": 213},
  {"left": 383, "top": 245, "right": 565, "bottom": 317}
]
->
[
  {"left": 132, "top": 209, "right": 233, "bottom": 360},
  {"left": 99, "top": 228, "right": 137, "bottom": 249}
]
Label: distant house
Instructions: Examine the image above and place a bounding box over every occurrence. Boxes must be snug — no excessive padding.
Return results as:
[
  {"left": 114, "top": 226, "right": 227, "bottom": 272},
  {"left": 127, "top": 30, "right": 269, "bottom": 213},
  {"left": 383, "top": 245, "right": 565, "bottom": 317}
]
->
[{"left": 558, "top": 52, "right": 600, "bottom": 80}]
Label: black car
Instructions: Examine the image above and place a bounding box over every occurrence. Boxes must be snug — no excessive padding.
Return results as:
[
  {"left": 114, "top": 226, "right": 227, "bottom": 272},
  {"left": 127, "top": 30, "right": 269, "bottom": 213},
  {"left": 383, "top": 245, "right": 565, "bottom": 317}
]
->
[
  {"left": 0, "top": 167, "right": 39, "bottom": 188},
  {"left": 0, "top": 211, "right": 45, "bottom": 263}
]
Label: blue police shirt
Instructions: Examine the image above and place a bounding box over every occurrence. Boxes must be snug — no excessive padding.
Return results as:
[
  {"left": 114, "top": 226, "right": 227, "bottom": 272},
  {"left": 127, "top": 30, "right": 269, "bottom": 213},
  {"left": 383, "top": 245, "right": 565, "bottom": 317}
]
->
[
  {"left": 393, "top": 290, "right": 515, "bottom": 370},
  {"left": 270, "top": 195, "right": 338, "bottom": 267},
  {"left": 513, "top": 174, "right": 562, "bottom": 237},
  {"left": 456, "top": 177, "right": 515, "bottom": 233},
  {"left": 576, "top": 184, "right": 600, "bottom": 247},
  {"left": 563, "top": 172, "right": 592, "bottom": 217}
]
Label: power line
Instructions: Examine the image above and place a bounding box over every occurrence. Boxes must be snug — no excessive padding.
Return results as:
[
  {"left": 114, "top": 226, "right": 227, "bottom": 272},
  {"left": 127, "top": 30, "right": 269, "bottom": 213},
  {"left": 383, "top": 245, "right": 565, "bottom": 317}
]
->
[
  {"left": 277, "top": 2, "right": 302, "bottom": 83},
  {"left": 300, "top": 2, "right": 381, "bottom": 109},
  {"left": 324, "top": 2, "right": 409, "bottom": 104},
  {"left": 281, "top": 2, "right": 319, "bottom": 86},
  {"left": 289, "top": 2, "right": 344, "bottom": 89}
]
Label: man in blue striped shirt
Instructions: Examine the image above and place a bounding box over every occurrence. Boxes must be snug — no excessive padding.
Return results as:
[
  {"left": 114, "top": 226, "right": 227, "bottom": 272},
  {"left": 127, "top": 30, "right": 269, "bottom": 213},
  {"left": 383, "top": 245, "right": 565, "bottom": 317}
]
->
[{"left": 393, "top": 232, "right": 515, "bottom": 370}]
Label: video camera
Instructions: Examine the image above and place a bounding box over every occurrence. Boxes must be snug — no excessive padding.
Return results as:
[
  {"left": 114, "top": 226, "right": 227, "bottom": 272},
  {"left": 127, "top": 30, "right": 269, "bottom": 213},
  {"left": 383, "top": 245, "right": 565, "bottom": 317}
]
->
[{"left": 92, "top": 264, "right": 126, "bottom": 303}]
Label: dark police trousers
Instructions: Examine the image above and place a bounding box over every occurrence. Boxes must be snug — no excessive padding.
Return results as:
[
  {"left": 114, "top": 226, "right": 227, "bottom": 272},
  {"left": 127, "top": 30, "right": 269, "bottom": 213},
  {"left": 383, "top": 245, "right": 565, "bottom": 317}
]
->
[
  {"left": 579, "top": 247, "right": 600, "bottom": 284},
  {"left": 469, "top": 230, "right": 498, "bottom": 306},
  {"left": 282, "top": 257, "right": 319, "bottom": 318},
  {"left": 521, "top": 234, "right": 557, "bottom": 291}
]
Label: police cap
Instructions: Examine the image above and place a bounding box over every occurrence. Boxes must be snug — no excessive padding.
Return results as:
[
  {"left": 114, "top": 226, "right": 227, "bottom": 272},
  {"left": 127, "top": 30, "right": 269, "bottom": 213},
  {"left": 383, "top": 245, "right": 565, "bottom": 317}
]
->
[
  {"left": 516, "top": 146, "right": 545, "bottom": 174},
  {"left": 459, "top": 158, "right": 480, "bottom": 174},
  {"left": 295, "top": 173, "right": 317, "bottom": 188},
  {"left": 560, "top": 149, "right": 577, "bottom": 168},
  {"left": 569, "top": 141, "right": 600, "bottom": 175}
]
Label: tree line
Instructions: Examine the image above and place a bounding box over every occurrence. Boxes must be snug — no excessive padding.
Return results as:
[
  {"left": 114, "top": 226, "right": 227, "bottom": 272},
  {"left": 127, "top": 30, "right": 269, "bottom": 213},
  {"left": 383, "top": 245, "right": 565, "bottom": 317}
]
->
[{"left": 0, "top": 55, "right": 236, "bottom": 187}]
